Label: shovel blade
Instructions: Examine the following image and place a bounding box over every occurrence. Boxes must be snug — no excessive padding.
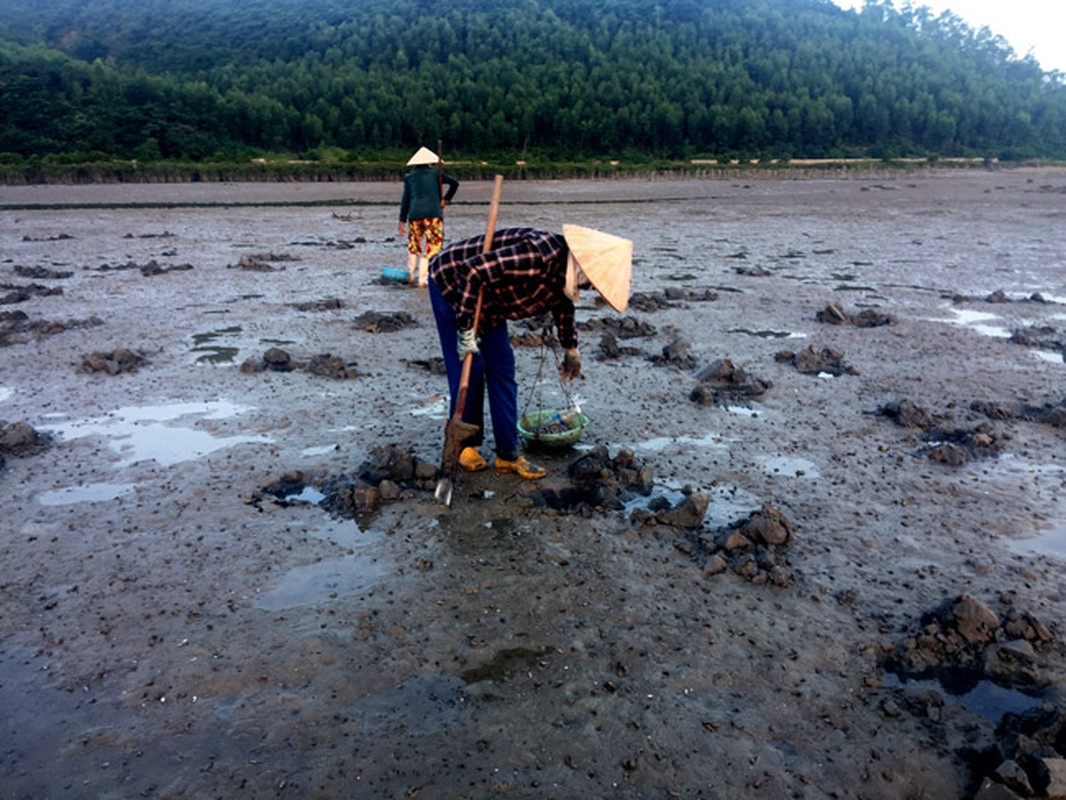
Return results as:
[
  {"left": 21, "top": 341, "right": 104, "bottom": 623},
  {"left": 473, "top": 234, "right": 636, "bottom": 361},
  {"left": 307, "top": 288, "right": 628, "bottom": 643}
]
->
[
  {"left": 436, "top": 416, "right": 479, "bottom": 506},
  {"left": 434, "top": 476, "right": 454, "bottom": 507}
]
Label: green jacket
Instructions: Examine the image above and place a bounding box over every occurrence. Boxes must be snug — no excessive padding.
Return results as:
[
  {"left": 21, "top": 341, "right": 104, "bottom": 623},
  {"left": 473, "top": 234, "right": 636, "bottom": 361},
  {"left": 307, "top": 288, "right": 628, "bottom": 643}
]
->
[{"left": 399, "top": 165, "right": 460, "bottom": 221}]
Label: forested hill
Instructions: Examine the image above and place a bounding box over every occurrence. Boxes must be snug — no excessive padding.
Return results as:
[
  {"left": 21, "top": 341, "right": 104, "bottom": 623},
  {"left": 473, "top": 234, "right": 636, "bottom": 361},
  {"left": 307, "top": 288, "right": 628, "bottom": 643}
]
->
[{"left": 1, "top": 0, "right": 1065, "bottom": 170}]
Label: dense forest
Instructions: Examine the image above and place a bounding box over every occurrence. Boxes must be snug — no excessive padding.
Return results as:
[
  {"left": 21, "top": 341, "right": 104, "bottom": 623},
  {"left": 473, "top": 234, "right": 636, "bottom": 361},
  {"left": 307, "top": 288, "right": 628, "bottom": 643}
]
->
[{"left": 1, "top": 0, "right": 1065, "bottom": 176}]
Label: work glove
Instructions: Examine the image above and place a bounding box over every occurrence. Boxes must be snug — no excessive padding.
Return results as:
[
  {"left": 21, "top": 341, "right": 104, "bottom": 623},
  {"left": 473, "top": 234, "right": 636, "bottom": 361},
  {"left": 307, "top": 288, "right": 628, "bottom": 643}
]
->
[
  {"left": 457, "top": 328, "right": 479, "bottom": 361},
  {"left": 560, "top": 347, "right": 581, "bottom": 380}
]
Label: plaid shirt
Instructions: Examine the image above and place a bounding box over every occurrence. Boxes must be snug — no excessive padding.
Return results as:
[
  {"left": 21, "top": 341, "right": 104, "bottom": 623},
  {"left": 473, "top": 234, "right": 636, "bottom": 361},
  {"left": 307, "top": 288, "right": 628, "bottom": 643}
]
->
[{"left": 428, "top": 227, "right": 578, "bottom": 349}]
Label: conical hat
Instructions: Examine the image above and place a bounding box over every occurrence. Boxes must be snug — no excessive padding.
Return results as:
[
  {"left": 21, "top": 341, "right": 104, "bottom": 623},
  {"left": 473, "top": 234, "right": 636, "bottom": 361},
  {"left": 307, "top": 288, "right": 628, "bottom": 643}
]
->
[
  {"left": 406, "top": 146, "right": 440, "bottom": 166},
  {"left": 562, "top": 224, "right": 633, "bottom": 312}
]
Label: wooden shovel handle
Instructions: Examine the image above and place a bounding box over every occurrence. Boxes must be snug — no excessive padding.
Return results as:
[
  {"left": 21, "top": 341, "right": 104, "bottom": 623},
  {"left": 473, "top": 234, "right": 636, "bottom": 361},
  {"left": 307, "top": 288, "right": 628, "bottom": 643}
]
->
[{"left": 454, "top": 174, "right": 504, "bottom": 412}]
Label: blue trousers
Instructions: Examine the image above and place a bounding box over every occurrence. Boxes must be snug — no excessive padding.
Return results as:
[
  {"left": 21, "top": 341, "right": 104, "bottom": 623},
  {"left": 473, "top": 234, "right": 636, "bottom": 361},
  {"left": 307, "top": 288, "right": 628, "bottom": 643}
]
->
[{"left": 429, "top": 280, "right": 520, "bottom": 460}]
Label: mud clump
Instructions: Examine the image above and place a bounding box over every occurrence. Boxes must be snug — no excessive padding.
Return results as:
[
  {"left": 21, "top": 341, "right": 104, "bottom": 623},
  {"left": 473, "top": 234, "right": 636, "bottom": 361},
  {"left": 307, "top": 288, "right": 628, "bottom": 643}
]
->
[
  {"left": 305, "top": 353, "right": 358, "bottom": 380},
  {"left": 626, "top": 288, "right": 719, "bottom": 312},
  {"left": 973, "top": 399, "right": 1066, "bottom": 429},
  {"left": 292, "top": 297, "right": 345, "bottom": 312},
  {"left": 816, "top": 301, "right": 898, "bottom": 328},
  {"left": 889, "top": 593, "right": 1057, "bottom": 695},
  {"left": 0, "top": 420, "right": 53, "bottom": 461},
  {"left": 876, "top": 398, "right": 938, "bottom": 429},
  {"left": 138, "top": 260, "right": 194, "bottom": 277},
  {"left": 650, "top": 338, "right": 699, "bottom": 369},
  {"left": 580, "top": 315, "right": 657, "bottom": 340},
  {"left": 689, "top": 358, "right": 772, "bottom": 406},
  {"left": 1009, "top": 325, "right": 1064, "bottom": 357},
  {"left": 528, "top": 445, "right": 654, "bottom": 514},
  {"left": 596, "top": 330, "right": 644, "bottom": 360},
  {"left": 14, "top": 265, "right": 74, "bottom": 280},
  {"left": 240, "top": 347, "right": 357, "bottom": 379},
  {"left": 664, "top": 504, "right": 795, "bottom": 587},
  {"left": 1, "top": 311, "right": 104, "bottom": 346},
  {"left": 776, "top": 344, "right": 859, "bottom": 376},
  {"left": 1, "top": 282, "right": 64, "bottom": 304},
  {"left": 78, "top": 348, "right": 149, "bottom": 375},
  {"left": 320, "top": 444, "right": 440, "bottom": 516},
  {"left": 402, "top": 357, "right": 447, "bottom": 375},
  {"left": 950, "top": 288, "right": 1060, "bottom": 305},
  {"left": 352, "top": 310, "right": 419, "bottom": 333},
  {"left": 228, "top": 255, "right": 283, "bottom": 272},
  {"left": 923, "top": 423, "right": 1006, "bottom": 465}
]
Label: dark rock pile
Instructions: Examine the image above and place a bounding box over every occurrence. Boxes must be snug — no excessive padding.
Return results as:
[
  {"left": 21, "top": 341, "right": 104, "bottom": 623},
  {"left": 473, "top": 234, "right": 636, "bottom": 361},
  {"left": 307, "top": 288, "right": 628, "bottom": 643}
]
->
[
  {"left": 689, "top": 358, "right": 772, "bottom": 406},
  {"left": 882, "top": 595, "right": 1064, "bottom": 800},
  {"left": 889, "top": 595, "right": 1056, "bottom": 680},
  {"left": 921, "top": 425, "right": 1007, "bottom": 465},
  {"left": 666, "top": 504, "right": 795, "bottom": 587},
  {"left": 321, "top": 444, "right": 440, "bottom": 516},
  {"left": 78, "top": 348, "right": 149, "bottom": 375},
  {"left": 240, "top": 347, "right": 357, "bottom": 379},
  {"left": 528, "top": 445, "right": 654, "bottom": 514},
  {"left": 875, "top": 399, "right": 1007, "bottom": 464},
  {"left": 775, "top": 344, "right": 859, "bottom": 376}
]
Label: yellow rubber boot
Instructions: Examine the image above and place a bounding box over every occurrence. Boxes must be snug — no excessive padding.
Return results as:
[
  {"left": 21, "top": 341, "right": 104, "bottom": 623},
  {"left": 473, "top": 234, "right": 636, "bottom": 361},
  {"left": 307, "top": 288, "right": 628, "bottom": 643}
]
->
[
  {"left": 459, "top": 447, "right": 487, "bottom": 472},
  {"left": 494, "top": 455, "right": 547, "bottom": 480}
]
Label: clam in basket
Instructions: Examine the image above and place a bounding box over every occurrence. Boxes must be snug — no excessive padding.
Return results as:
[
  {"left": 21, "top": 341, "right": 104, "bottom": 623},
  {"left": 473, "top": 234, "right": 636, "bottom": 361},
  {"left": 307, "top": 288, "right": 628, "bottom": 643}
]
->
[{"left": 518, "top": 407, "right": 589, "bottom": 449}]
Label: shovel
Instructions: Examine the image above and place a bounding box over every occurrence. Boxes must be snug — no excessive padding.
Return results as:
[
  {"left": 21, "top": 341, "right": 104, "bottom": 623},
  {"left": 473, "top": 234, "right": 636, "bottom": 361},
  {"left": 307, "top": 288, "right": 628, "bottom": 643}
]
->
[{"left": 435, "top": 174, "right": 504, "bottom": 506}]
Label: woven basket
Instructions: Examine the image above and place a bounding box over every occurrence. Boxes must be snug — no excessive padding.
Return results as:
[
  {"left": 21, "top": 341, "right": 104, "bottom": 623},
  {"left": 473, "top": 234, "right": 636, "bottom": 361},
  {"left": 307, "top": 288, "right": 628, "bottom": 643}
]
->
[{"left": 518, "top": 408, "right": 588, "bottom": 448}]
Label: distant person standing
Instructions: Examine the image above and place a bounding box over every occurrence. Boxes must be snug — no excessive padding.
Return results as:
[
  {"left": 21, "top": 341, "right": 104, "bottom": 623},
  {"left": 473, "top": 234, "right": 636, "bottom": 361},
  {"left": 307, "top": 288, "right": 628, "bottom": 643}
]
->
[{"left": 398, "top": 146, "right": 460, "bottom": 287}]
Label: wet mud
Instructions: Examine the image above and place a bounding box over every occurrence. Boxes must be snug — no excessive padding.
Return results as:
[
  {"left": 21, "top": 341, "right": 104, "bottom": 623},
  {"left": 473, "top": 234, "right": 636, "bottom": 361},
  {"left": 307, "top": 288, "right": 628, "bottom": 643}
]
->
[{"left": 2, "top": 170, "right": 1066, "bottom": 799}]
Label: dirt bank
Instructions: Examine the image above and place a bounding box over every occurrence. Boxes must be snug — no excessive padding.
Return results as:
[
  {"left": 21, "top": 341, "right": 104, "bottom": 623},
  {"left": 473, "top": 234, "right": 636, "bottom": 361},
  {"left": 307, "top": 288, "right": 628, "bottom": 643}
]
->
[{"left": 2, "top": 170, "right": 1066, "bottom": 799}]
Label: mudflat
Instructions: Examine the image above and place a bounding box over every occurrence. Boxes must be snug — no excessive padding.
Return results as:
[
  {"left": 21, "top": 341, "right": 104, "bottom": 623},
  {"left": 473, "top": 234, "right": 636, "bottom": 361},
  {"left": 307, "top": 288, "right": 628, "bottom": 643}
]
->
[{"left": 2, "top": 169, "right": 1065, "bottom": 799}]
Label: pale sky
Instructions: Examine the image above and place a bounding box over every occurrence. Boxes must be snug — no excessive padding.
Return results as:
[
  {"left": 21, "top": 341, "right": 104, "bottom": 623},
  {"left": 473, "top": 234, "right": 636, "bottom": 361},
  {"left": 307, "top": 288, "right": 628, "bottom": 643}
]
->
[{"left": 834, "top": 0, "right": 1066, "bottom": 75}]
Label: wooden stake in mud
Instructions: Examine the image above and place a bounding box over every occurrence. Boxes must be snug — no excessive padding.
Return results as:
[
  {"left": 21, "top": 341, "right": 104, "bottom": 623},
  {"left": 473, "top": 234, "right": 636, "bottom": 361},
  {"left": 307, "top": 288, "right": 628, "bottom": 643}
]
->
[{"left": 434, "top": 174, "right": 504, "bottom": 507}]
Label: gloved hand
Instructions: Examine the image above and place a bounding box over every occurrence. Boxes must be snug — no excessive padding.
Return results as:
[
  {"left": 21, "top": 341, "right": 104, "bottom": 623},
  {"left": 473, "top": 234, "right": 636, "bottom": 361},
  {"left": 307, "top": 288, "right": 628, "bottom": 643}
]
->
[
  {"left": 457, "top": 328, "right": 479, "bottom": 361},
  {"left": 560, "top": 347, "right": 581, "bottom": 380}
]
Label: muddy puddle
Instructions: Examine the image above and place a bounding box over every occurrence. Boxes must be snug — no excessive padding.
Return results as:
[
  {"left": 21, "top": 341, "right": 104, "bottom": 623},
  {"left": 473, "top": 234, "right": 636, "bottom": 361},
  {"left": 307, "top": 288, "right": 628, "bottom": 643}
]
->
[{"left": 3, "top": 170, "right": 1066, "bottom": 799}]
